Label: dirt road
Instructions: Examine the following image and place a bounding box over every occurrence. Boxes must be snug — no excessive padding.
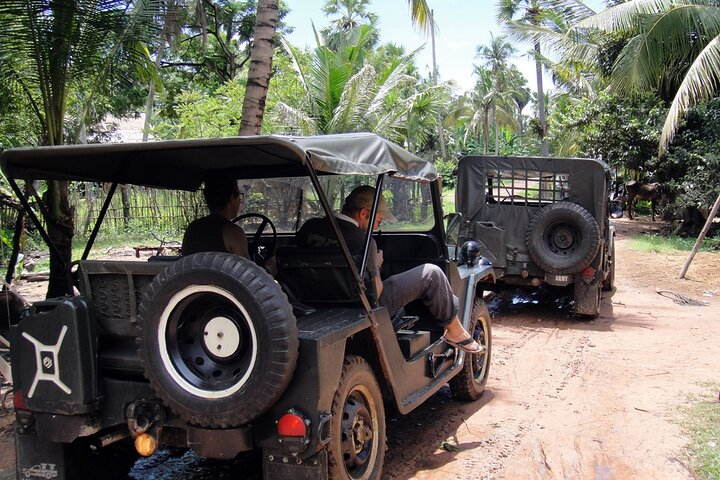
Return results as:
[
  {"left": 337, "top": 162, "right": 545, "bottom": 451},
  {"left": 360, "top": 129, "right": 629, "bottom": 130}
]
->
[
  {"left": 384, "top": 217, "right": 720, "bottom": 479},
  {"left": 1, "top": 217, "right": 719, "bottom": 479}
]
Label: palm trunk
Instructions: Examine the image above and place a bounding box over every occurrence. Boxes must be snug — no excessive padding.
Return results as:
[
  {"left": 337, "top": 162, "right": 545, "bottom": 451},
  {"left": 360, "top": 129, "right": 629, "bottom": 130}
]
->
[
  {"left": 45, "top": 180, "right": 74, "bottom": 298},
  {"left": 534, "top": 41, "right": 548, "bottom": 157},
  {"left": 239, "top": 0, "right": 280, "bottom": 136}
]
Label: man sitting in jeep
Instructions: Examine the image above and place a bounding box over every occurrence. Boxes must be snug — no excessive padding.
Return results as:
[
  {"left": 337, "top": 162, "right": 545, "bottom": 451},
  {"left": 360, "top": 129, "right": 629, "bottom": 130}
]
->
[
  {"left": 298, "top": 185, "right": 482, "bottom": 353},
  {"left": 182, "top": 176, "right": 249, "bottom": 257}
]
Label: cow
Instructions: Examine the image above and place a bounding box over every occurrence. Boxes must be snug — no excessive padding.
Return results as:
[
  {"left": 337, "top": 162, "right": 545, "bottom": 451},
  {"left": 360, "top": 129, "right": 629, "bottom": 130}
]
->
[{"left": 625, "top": 180, "right": 667, "bottom": 221}]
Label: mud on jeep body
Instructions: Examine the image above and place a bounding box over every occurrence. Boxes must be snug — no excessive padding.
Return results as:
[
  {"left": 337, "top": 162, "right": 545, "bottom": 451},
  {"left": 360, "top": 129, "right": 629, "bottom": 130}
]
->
[
  {"left": 1, "top": 134, "right": 494, "bottom": 479},
  {"left": 454, "top": 155, "right": 615, "bottom": 317}
]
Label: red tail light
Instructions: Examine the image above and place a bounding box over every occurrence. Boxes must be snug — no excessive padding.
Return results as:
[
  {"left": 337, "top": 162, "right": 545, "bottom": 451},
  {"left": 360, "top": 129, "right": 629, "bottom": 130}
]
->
[
  {"left": 277, "top": 409, "right": 310, "bottom": 454},
  {"left": 13, "top": 389, "right": 27, "bottom": 410},
  {"left": 278, "top": 411, "right": 307, "bottom": 438}
]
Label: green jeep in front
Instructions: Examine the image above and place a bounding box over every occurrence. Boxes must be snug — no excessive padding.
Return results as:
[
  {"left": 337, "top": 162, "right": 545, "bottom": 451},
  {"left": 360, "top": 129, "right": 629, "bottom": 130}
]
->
[{"left": 2, "top": 134, "right": 494, "bottom": 479}]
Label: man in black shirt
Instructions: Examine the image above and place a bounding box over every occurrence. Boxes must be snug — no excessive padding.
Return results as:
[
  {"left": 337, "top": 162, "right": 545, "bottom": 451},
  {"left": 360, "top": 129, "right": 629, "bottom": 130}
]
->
[{"left": 182, "top": 177, "right": 249, "bottom": 258}]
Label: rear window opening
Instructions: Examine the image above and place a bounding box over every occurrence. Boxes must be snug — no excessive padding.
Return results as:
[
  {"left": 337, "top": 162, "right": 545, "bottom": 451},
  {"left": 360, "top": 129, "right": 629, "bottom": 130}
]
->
[{"left": 485, "top": 169, "right": 570, "bottom": 205}]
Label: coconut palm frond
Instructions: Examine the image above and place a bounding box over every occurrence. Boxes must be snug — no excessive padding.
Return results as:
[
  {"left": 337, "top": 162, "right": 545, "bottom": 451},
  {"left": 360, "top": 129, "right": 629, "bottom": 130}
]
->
[
  {"left": 577, "top": 0, "right": 701, "bottom": 31},
  {"left": 608, "top": 33, "right": 657, "bottom": 94},
  {"left": 328, "top": 64, "right": 376, "bottom": 132},
  {"left": 274, "top": 102, "right": 317, "bottom": 135},
  {"left": 660, "top": 34, "right": 720, "bottom": 154},
  {"left": 407, "top": 0, "right": 434, "bottom": 36},
  {"left": 367, "top": 57, "right": 414, "bottom": 116}
]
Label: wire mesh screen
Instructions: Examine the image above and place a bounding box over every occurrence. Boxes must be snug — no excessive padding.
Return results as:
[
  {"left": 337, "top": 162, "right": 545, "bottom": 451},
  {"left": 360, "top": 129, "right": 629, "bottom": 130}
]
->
[{"left": 485, "top": 169, "right": 570, "bottom": 205}]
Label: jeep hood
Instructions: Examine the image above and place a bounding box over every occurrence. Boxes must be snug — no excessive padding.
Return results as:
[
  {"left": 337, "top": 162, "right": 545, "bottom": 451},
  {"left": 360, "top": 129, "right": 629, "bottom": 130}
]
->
[{"left": 0, "top": 133, "right": 437, "bottom": 190}]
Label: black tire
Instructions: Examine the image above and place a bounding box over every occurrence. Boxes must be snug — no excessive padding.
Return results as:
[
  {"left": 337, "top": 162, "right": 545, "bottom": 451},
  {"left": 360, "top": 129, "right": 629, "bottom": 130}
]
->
[
  {"left": 602, "top": 235, "right": 615, "bottom": 291},
  {"left": 526, "top": 202, "right": 601, "bottom": 275},
  {"left": 328, "top": 356, "right": 386, "bottom": 480},
  {"left": 137, "top": 252, "right": 298, "bottom": 428},
  {"left": 574, "top": 281, "right": 601, "bottom": 318},
  {"left": 449, "top": 300, "right": 492, "bottom": 401}
]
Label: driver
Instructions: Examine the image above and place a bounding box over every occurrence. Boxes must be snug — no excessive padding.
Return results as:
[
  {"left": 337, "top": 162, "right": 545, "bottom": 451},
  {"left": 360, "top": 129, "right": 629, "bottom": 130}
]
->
[{"left": 182, "top": 176, "right": 250, "bottom": 258}]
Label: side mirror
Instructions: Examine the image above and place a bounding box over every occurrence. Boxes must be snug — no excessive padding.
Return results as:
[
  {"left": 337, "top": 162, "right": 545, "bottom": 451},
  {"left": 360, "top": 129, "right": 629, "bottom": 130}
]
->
[{"left": 444, "top": 212, "right": 463, "bottom": 260}]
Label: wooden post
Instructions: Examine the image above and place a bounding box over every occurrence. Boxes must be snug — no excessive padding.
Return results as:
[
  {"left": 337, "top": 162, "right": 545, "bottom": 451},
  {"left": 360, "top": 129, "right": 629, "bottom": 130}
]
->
[{"left": 679, "top": 192, "right": 720, "bottom": 279}]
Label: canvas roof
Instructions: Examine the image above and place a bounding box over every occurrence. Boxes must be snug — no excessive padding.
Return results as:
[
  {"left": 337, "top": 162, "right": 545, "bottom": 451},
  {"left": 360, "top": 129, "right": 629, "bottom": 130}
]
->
[{"left": 0, "top": 133, "right": 437, "bottom": 190}]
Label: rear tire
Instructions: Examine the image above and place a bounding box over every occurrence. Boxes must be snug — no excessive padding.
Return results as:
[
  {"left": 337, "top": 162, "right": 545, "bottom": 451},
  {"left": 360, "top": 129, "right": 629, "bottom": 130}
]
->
[
  {"left": 574, "top": 282, "right": 601, "bottom": 318},
  {"left": 526, "top": 202, "right": 600, "bottom": 275},
  {"left": 449, "top": 300, "right": 492, "bottom": 401},
  {"left": 328, "top": 356, "right": 386, "bottom": 480},
  {"left": 602, "top": 235, "right": 615, "bottom": 291},
  {"left": 137, "top": 252, "right": 298, "bottom": 427}
]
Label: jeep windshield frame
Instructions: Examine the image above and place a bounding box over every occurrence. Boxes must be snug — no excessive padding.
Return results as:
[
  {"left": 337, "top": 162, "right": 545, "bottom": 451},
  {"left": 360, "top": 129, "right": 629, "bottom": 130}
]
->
[{"left": 1, "top": 133, "right": 438, "bottom": 309}]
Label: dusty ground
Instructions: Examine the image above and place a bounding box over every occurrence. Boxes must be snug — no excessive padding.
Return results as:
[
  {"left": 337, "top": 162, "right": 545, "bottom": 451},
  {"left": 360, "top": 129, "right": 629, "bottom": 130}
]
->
[
  {"left": 1, "top": 215, "right": 719, "bottom": 479},
  {"left": 383, "top": 216, "right": 720, "bottom": 480}
]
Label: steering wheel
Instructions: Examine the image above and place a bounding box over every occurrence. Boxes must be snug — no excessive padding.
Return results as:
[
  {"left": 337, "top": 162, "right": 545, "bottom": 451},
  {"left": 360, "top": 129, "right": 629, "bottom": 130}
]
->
[{"left": 232, "top": 213, "right": 277, "bottom": 266}]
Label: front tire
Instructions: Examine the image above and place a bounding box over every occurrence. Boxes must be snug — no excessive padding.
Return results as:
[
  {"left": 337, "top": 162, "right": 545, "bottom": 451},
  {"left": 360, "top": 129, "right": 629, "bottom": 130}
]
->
[
  {"left": 328, "top": 356, "right": 386, "bottom": 480},
  {"left": 449, "top": 300, "right": 492, "bottom": 401}
]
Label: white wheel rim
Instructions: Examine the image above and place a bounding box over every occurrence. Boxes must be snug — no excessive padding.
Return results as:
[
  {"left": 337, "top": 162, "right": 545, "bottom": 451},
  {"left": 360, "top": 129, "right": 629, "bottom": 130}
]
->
[{"left": 158, "top": 284, "right": 257, "bottom": 399}]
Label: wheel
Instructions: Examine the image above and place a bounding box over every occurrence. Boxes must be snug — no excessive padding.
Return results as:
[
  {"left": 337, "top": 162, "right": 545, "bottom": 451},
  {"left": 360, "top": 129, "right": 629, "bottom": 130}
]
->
[
  {"left": 232, "top": 213, "right": 277, "bottom": 266},
  {"left": 526, "top": 202, "right": 601, "bottom": 275},
  {"left": 449, "top": 299, "right": 492, "bottom": 401},
  {"left": 137, "top": 252, "right": 298, "bottom": 427},
  {"left": 574, "top": 281, "right": 601, "bottom": 318},
  {"left": 602, "top": 234, "right": 615, "bottom": 291},
  {"left": 328, "top": 356, "right": 386, "bottom": 480}
]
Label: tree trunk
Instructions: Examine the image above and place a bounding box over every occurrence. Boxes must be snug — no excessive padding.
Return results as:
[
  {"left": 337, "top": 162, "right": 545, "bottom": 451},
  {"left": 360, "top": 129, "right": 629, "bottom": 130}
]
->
[
  {"left": 45, "top": 180, "right": 74, "bottom": 298},
  {"left": 121, "top": 185, "right": 132, "bottom": 230},
  {"left": 534, "top": 41, "right": 548, "bottom": 157},
  {"left": 679, "top": 193, "right": 720, "bottom": 279},
  {"left": 238, "top": 0, "right": 280, "bottom": 136}
]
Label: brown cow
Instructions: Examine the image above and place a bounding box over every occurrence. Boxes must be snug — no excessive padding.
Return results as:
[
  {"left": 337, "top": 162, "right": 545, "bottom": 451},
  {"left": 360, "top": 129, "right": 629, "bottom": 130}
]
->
[{"left": 625, "top": 180, "right": 666, "bottom": 221}]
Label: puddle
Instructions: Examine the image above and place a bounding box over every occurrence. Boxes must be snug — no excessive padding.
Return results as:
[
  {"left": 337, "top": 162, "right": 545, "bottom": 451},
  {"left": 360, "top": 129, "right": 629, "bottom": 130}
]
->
[
  {"left": 130, "top": 448, "right": 261, "bottom": 479},
  {"left": 486, "top": 287, "right": 574, "bottom": 317}
]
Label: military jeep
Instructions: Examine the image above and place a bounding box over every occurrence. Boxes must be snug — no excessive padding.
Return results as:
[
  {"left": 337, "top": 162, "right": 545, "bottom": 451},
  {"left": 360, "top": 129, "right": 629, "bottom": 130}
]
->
[
  {"left": 2, "top": 134, "right": 494, "bottom": 479},
  {"left": 454, "top": 155, "right": 615, "bottom": 317}
]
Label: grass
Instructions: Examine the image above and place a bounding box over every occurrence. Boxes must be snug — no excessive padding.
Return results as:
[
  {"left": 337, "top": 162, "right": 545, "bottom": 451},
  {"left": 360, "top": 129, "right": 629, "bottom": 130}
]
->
[
  {"left": 25, "top": 230, "right": 179, "bottom": 273},
  {"left": 628, "top": 233, "right": 720, "bottom": 253},
  {"left": 677, "top": 382, "right": 720, "bottom": 480}
]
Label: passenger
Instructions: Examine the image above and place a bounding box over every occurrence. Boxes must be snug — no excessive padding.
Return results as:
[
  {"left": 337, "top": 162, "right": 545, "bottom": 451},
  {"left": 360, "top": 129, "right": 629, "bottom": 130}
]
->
[
  {"left": 182, "top": 176, "right": 250, "bottom": 258},
  {"left": 297, "top": 186, "right": 483, "bottom": 353}
]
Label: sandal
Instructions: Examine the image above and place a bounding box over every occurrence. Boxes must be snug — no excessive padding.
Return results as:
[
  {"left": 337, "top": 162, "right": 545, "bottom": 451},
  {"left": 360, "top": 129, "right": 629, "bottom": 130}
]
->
[{"left": 442, "top": 336, "right": 484, "bottom": 354}]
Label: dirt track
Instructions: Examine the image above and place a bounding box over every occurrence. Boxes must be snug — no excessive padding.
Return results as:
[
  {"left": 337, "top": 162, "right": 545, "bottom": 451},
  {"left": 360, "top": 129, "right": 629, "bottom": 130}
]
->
[
  {"left": 383, "top": 217, "right": 720, "bottom": 479},
  {"left": 1, "top": 216, "right": 719, "bottom": 479}
]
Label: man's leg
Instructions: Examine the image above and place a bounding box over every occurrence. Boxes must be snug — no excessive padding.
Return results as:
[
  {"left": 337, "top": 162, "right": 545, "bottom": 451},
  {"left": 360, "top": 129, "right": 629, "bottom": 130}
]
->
[{"left": 379, "top": 264, "right": 458, "bottom": 325}]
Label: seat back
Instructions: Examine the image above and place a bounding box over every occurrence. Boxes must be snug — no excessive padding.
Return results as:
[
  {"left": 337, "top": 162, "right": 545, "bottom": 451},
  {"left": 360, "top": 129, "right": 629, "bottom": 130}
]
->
[
  {"left": 76, "top": 260, "right": 167, "bottom": 336},
  {"left": 276, "top": 246, "right": 374, "bottom": 305}
]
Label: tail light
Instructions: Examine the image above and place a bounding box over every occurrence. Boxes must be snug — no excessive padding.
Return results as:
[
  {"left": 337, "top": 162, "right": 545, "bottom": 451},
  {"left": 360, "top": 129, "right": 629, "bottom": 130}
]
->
[
  {"left": 277, "top": 409, "right": 310, "bottom": 454},
  {"left": 13, "top": 389, "right": 27, "bottom": 410},
  {"left": 581, "top": 267, "right": 596, "bottom": 283}
]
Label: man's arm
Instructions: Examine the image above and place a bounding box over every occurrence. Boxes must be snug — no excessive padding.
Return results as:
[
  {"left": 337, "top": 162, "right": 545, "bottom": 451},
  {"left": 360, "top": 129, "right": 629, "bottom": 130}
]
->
[{"left": 224, "top": 224, "right": 250, "bottom": 259}]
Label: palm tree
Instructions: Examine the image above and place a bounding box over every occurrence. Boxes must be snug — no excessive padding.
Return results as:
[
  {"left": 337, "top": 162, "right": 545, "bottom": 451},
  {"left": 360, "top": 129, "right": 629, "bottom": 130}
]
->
[
  {"left": 239, "top": 0, "right": 433, "bottom": 137},
  {"left": 0, "top": 0, "right": 161, "bottom": 297},
  {"left": 497, "top": 0, "right": 595, "bottom": 156},
  {"left": 576, "top": 0, "right": 720, "bottom": 154},
  {"left": 277, "top": 28, "right": 415, "bottom": 140},
  {"left": 239, "top": 0, "right": 280, "bottom": 135},
  {"left": 477, "top": 34, "right": 517, "bottom": 154}
]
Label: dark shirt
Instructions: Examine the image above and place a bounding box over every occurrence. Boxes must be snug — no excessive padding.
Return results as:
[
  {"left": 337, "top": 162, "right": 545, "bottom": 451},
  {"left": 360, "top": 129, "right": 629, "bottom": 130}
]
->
[
  {"left": 182, "top": 214, "right": 231, "bottom": 255},
  {"left": 297, "top": 215, "right": 380, "bottom": 278}
]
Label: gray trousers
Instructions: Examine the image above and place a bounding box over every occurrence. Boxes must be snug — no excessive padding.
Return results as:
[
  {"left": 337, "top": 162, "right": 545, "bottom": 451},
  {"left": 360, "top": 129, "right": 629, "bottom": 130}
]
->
[{"left": 379, "top": 264, "right": 459, "bottom": 326}]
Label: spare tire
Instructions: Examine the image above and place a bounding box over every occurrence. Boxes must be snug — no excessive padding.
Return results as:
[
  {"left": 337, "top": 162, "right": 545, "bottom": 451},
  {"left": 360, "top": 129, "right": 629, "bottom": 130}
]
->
[
  {"left": 526, "top": 202, "right": 600, "bottom": 275},
  {"left": 137, "top": 252, "right": 298, "bottom": 428}
]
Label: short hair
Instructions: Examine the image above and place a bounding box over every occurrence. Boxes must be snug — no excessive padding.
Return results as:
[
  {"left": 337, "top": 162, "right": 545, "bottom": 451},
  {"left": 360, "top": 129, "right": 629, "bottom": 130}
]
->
[{"left": 203, "top": 176, "right": 240, "bottom": 212}]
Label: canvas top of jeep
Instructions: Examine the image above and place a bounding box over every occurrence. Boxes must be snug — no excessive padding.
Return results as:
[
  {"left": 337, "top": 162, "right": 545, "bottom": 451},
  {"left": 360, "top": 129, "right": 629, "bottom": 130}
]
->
[
  {"left": 454, "top": 155, "right": 614, "bottom": 317},
  {"left": 1, "top": 133, "right": 494, "bottom": 480}
]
